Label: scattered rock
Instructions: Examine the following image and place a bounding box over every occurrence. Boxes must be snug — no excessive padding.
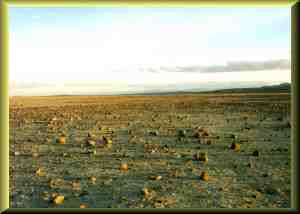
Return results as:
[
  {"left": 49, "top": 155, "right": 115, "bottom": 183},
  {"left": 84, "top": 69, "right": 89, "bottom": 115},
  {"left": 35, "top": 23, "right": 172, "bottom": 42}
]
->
[
  {"left": 79, "top": 190, "right": 89, "bottom": 197},
  {"left": 229, "top": 134, "right": 236, "bottom": 139},
  {"left": 120, "top": 163, "right": 129, "bottom": 171},
  {"left": 80, "top": 204, "right": 88, "bottom": 208},
  {"left": 247, "top": 159, "right": 255, "bottom": 168},
  {"left": 196, "top": 127, "right": 205, "bottom": 132},
  {"left": 149, "top": 175, "right": 162, "bottom": 181},
  {"left": 155, "top": 196, "right": 176, "bottom": 207},
  {"left": 42, "top": 191, "right": 50, "bottom": 201},
  {"left": 32, "top": 152, "right": 39, "bottom": 158},
  {"left": 193, "top": 151, "right": 208, "bottom": 162},
  {"left": 194, "top": 128, "right": 209, "bottom": 138},
  {"left": 286, "top": 120, "right": 291, "bottom": 128},
  {"left": 202, "top": 131, "right": 209, "bottom": 137},
  {"left": 35, "top": 168, "right": 46, "bottom": 177},
  {"left": 154, "top": 201, "right": 165, "bottom": 208},
  {"left": 149, "top": 130, "right": 159, "bottom": 136},
  {"left": 162, "top": 144, "right": 169, "bottom": 153},
  {"left": 71, "top": 180, "right": 81, "bottom": 191},
  {"left": 178, "top": 129, "right": 187, "bottom": 137},
  {"left": 86, "top": 139, "right": 96, "bottom": 147},
  {"left": 142, "top": 188, "right": 156, "bottom": 200},
  {"left": 206, "top": 139, "right": 212, "bottom": 145},
  {"left": 49, "top": 178, "right": 64, "bottom": 188},
  {"left": 57, "top": 134, "right": 66, "bottom": 144},
  {"left": 254, "top": 190, "right": 262, "bottom": 199},
  {"left": 52, "top": 195, "right": 64, "bottom": 205},
  {"left": 230, "top": 143, "right": 240, "bottom": 152},
  {"left": 88, "top": 176, "right": 97, "bottom": 184},
  {"left": 252, "top": 150, "right": 259, "bottom": 157},
  {"left": 200, "top": 171, "right": 209, "bottom": 181},
  {"left": 87, "top": 132, "right": 95, "bottom": 138},
  {"left": 104, "top": 137, "right": 113, "bottom": 149}
]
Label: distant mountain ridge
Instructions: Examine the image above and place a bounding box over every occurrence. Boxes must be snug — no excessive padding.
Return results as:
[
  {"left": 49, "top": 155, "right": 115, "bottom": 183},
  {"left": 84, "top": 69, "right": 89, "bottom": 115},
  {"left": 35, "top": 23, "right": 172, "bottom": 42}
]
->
[
  {"left": 48, "top": 82, "right": 291, "bottom": 96},
  {"left": 210, "top": 82, "right": 291, "bottom": 93},
  {"left": 122, "top": 82, "right": 291, "bottom": 96}
]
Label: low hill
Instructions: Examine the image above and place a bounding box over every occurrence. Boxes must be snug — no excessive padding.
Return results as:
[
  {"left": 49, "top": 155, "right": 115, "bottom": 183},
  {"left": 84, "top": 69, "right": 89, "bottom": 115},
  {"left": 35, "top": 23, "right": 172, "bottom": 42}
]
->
[{"left": 210, "top": 82, "right": 291, "bottom": 93}]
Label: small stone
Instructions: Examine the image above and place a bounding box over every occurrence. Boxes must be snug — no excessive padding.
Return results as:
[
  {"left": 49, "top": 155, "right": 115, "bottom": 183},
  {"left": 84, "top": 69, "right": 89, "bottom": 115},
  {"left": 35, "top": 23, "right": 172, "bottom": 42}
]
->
[
  {"left": 49, "top": 178, "right": 64, "bottom": 188},
  {"left": 32, "top": 152, "right": 39, "bottom": 158},
  {"left": 87, "top": 132, "right": 94, "bottom": 138},
  {"left": 247, "top": 160, "right": 255, "bottom": 168},
  {"left": 120, "top": 163, "right": 129, "bottom": 171},
  {"left": 230, "top": 143, "right": 240, "bottom": 152},
  {"left": 206, "top": 139, "right": 212, "bottom": 145},
  {"left": 194, "top": 132, "right": 201, "bottom": 138},
  {"left": 202, "top": 131, "right": 209, "bottom": 137},
  {"left": 14, "top": 151, "right": 20, "bottom": 156},
  {"left": 53, "top": 195, "right": 64, "bottom": 205},
  {"left": 178, "top": 130, "right": 186, "bottom": 137},
  {"left": 86, "top": 140, "right": 96, "bottom": 147},
  {"left": 71, "top": 180, "right": 81, "bottom": 191},
  {"left": 193, "top": 151, "right": 208, "bottom": 162},
  {"left": 154, "top": 202, "right": 165, "bottom": 208},
  {"left": 80, "top": 204, "right": 88, "bottom": 208},
  {"left": 254, "top": 191, "right": 262, "bottom": 199},
  {"left": 149, "top": 175, "right": 162, "bottom": 181},
  {"left": 142, "top": 188, "right": 156, "bottom": 200},
  {"left": 57, "top": 135, "right": 66, "bottom": 144},
  {"left": 149, "top": 130, "right": 159, "bottom": 136},
  {"left": 35, "top": 168, "right": 46, "bottom": 177},
  {"left": 42, "top": 191, "right": 50, "bottom": 201},
  {"left": 200, "top": 171, "right": 209, "bottom": 181},
  {"left": 262, "top": 173, "right": 269, "bottom": 177},
  {"left": 229, "top": 134, "right": 236, "bottom": 139},
  {"left": 252, "top": 150, "right": 259, "bottom": 157},
  {"left": 88, "top": 176, "right": 97, "bottom": 184}
]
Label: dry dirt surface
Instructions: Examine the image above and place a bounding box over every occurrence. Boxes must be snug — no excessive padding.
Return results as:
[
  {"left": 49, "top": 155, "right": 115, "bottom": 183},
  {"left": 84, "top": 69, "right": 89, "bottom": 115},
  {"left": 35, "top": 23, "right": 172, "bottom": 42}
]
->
[{"left": 9, "top": 93, "right": 291, "bottom": 208}]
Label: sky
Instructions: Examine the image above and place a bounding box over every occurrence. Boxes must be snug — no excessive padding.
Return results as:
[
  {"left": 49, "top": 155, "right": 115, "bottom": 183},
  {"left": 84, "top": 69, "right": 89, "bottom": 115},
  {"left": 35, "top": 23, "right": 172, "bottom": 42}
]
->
[{"left": 9, "top": 7, "right": 291, "bottom": 95}]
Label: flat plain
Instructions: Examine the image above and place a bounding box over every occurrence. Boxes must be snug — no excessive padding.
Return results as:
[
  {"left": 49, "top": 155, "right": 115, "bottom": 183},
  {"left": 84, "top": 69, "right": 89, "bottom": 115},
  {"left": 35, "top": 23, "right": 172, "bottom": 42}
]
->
[{"left": 9, "top": 92, "right": 291, "bottom": 208}]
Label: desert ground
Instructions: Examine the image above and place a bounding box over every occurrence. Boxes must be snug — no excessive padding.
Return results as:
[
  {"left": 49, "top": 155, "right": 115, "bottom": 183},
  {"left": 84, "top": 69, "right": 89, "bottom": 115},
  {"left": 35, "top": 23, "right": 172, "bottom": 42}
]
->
[{"left": 9, "top": 92, "right": 291, "bottom": 208}]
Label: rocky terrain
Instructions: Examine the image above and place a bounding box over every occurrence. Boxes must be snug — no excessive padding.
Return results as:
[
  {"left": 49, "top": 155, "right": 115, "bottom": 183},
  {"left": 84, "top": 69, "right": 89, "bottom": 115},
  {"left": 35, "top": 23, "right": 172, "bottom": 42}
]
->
[{"left": 9, "top": 92, "right": 291, "bottom": 208}]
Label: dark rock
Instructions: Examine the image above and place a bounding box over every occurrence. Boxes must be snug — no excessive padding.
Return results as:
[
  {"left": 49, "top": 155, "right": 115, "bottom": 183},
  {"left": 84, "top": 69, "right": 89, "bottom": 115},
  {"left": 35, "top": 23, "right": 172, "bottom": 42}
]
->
[
  {"left": 229, "top": 134, "right": 236, "bottom": 139},
  {"left": 252, "top": 150, "right": 259, "bottom": 157},
  {"left": 178, "top": 130, "right": 187, "bottom": 137},
  {"left": 149, "top": 130, "right": 159, "bottom": 136}
]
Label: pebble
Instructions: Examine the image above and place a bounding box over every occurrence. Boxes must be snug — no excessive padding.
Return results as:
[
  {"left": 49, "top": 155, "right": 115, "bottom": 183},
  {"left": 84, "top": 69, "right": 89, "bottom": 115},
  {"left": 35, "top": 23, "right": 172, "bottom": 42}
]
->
[
  {"left": 252, "top": 150, "right": 259, "bottom": 157},
  {"left": 178, "top": 130, "right": 187, "bottom": 137},
  {"left": 53, "top": 195, "right": 64, "bottom": 205}
]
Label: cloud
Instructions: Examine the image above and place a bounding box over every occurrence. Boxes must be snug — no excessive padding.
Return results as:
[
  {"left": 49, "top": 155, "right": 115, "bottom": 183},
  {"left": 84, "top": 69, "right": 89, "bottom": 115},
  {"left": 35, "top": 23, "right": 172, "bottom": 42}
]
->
[
  {"left": 9, "top": 82, "right": 54, "bottom": 89},
  {"left": 163, "top": 59, "right": 291, "bottom": 73}
]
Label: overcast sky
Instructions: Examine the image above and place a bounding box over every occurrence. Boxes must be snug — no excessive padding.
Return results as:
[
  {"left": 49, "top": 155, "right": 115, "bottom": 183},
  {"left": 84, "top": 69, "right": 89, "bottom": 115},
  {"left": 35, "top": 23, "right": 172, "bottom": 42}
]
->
[{"left": 9, "top": 7, "right": 291, "bottom": 95}]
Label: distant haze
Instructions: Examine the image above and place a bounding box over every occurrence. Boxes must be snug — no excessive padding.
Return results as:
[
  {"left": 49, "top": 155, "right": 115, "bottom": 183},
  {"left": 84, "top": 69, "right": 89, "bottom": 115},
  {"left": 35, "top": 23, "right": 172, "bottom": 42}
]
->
[{"left": 9, "top": 7, "right": 291, "bottom": 96}]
